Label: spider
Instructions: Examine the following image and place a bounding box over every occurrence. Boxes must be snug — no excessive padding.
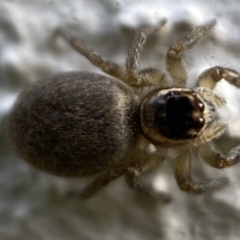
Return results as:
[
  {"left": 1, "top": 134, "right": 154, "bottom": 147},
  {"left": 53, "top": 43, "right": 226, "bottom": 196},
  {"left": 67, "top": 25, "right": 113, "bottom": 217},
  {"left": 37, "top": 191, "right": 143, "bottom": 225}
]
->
[{"left": 7, "top": 19, "right": 240, "bottom": 199}]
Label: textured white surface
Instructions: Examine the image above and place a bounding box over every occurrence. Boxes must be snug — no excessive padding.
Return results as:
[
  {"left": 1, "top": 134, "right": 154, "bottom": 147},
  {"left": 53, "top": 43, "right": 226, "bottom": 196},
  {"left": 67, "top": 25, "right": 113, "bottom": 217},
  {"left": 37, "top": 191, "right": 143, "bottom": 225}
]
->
[{"left": 1, "top": 0, "right": 240, "bottom": 240}]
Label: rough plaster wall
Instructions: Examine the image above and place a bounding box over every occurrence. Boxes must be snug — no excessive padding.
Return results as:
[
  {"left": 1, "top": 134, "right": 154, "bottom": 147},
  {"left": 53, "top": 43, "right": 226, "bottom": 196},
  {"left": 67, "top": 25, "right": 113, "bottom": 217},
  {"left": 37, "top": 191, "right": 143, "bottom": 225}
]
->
[{"left": 1, "top": 0, "right": 240, "bottom": 240}]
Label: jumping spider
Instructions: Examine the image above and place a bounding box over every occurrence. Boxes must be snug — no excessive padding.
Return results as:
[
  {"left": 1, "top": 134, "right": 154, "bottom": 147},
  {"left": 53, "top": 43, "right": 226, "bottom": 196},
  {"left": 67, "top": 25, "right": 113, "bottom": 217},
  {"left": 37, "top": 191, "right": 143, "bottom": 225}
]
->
[{"left": 7, "top": 19, "right": 240, "bottom": 199}]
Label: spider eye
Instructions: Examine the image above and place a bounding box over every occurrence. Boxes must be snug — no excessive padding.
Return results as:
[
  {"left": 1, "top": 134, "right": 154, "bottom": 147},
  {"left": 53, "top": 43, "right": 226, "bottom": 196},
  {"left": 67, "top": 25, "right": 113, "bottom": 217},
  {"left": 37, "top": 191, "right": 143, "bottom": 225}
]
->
[
  {"left": 166, "top": 91, "right": 174, "bottom": 98},
  {"left": 196, "top": 117, "right": 205, "bottom": 130},
  {"left": 197, "top": 101, "right": 204, "bottom": 112},
  {"left": 152, "top": 91, "right": 205, "bottom": 140}
]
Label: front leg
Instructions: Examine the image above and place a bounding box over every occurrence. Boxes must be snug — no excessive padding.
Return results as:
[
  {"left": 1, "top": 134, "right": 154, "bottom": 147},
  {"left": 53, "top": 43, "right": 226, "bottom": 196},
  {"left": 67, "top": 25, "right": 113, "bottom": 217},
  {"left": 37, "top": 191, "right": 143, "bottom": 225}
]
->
[
  {"left": 198, "top": 142, "right": 240, "bottom": 168},
  {"left": 174, "top": 148, "right": 228, "bottom": 194},
  {"left": 197, "top": 66, "right": 240, "bottom": 90}
]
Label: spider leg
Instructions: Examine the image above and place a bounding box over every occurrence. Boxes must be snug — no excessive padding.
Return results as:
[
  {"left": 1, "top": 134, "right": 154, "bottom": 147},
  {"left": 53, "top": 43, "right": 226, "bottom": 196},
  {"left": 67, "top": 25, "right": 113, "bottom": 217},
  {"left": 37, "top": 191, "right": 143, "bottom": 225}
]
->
[
  {"left": 166, "top": 19, "right": 216, "bottom": 87},
  {"left": 126, "top": 19, "right": 168, "bottom": 87},
  {"left": 124, "top": 151, "right": 170, "bottom": 201},
  {"left": 197, "top": 68, "right": 240, "bottom": 169},
  {"left": 174, "top": 148, "right": 228, "bottom": 194},
  {"left": 59, "top": 30, "right": 126, "bottom": 81},
  {"left": 197, "top": 66, "right": 240, "bottom": 89},
  {"left": 69, "top": 168, "right": 126, "bottom": 199},
  {"left": 70, "top": 148, "right": 166, "bottom": 199},
  {"left": 198, "top": 142, "right": 240, "bottom": 168}
]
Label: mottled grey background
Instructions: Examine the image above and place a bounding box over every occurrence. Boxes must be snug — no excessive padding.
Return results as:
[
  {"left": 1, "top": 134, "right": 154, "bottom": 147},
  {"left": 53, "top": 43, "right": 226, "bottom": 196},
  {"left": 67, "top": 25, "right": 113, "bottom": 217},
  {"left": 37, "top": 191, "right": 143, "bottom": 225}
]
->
[{"left": 1, "top": 0, "right": 240, "bottom": 240}]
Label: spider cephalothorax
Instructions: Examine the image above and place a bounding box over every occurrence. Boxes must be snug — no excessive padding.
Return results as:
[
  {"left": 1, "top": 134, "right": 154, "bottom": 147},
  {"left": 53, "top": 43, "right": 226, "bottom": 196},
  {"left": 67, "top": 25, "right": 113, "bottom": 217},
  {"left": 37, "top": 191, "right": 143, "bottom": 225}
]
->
[{"left": 141, "top": 88, "right": 206, "bottom": 143}]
